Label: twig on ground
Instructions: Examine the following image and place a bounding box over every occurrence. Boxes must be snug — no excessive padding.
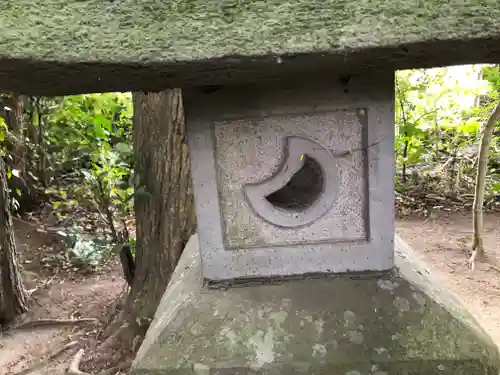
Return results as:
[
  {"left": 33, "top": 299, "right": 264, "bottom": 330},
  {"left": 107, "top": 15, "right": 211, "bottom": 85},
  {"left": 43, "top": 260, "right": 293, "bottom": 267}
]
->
[
  {"left": 488, "top": 264, "right": 500, "bottom": 273},
  {"left": 68, "top": 349, "right": 131, "bottom": 375},
  {"left": 11, "top": 341, "right": 78, "bottom": 375},
  {"left": 26, "top": 275, "right": 57, "bottom": 297},
  {"left": 11, "top": 318, "right": 98, "bottom": 332}
]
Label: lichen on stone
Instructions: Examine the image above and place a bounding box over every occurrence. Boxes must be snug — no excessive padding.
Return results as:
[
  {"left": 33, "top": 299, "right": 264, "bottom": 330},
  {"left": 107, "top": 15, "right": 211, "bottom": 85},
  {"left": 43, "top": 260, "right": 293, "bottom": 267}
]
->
[{"left": 1, "top": 0, "right": 499, "bottom": 65}]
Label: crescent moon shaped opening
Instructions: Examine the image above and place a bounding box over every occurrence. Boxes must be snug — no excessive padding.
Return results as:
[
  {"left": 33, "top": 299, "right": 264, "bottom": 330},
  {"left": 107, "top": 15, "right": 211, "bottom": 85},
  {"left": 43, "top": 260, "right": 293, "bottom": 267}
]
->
[
  {"left": 243, "top": 136, "right": 339, "bottom": 228},
  {"left": 265, "top": 155, "right": 324, "bottom": 211}
]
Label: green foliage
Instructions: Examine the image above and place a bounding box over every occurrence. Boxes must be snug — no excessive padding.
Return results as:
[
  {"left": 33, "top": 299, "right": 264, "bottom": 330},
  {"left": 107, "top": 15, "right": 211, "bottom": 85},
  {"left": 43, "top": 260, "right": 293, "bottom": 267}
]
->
[
  {"left": 45, "top": 93, "right": 133, "bottom": 179},
  {"left": 395, "top": 64, "right": 500, "bottom": 210},
  {"left": 42, "top": 225, "right": 116, "bottom": 269},
  {"left": 79, "top": 145, "right": 134, "bottom": 238},
  {"left": 0, "top": 92, "right": 135, "bottom": 269},
  {"left": 0, "top": 113, "right": 21, "bottom": 211},
  {"left": 41, "top": 93, "right": 135, "bottom": 248},
  {"left": 0, "top": 115, "right": 7, "bottom": 142},
  {"left": 17, "top": 93, "right": 137, "bottom": 269}
]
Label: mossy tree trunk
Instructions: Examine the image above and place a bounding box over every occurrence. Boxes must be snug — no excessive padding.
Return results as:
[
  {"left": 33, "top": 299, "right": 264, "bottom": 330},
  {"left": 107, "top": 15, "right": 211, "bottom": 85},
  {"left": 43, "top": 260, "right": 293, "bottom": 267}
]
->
[
  {"left": 125, "top": 89, "right": 196, "bottom": 328},
  {"left": 0, "top": 157, "right": 28, "bottom": 326},
  {"left": 470, "top": 100, "right": 500, "bottom": 269},
  {"left": 5, "top": 94, "right": 26, "bottom": 174},
  {"left": 4, "top": 94, "right": 36, "bottom": 212}
]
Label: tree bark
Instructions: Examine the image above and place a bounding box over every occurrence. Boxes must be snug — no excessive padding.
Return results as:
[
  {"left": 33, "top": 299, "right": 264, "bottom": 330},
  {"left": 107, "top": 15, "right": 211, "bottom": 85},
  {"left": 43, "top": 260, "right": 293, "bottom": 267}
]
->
[
  {"left": 4, "top": 94, "right": 37, "bottom": 213},
  {"left": 6, "top": 94, "right": 27, "bottom": 175},
  {"left": 0, "top": 157, "right": 28, "bottom": 325},
  {"left": 470, "top": 100, "right": 500, "bottom": 268},
  {"left": 125, "top": 89, "right": 196, "bottom": 327}
]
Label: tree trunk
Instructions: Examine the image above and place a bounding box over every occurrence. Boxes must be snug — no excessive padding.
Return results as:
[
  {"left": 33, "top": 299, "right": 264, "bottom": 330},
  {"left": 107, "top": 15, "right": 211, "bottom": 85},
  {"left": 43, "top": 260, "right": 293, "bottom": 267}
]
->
[
  {"left": 470, "top": 100, "right": 500, "bottom": 269},
  {"left": 6, "top": 94, "right": 27, "bottom": 175},
  {"left": 35, "top": 98, "right": 48, "bottom": 187},
  {"left": 125, "top": 89, "right": 196, "bottom": 327},
  {"left": 0, "top": 157, "right": 28, "bottom": 326},
  {"left": 4, "top": 94, "right": 36, "bottom": 213}
]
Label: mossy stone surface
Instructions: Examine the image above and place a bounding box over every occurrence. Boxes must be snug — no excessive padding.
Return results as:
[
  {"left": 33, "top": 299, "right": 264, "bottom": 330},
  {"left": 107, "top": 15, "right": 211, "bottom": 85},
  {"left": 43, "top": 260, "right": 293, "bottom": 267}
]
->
[
  {"left": 1, "top": 0, "right": 500, "bottom": 94},
  {"left": 131, "top": 235, "right": 500, "bottom": 375},
  {"left": 1, "top": 0, "right": 500, "bottom": 63}
]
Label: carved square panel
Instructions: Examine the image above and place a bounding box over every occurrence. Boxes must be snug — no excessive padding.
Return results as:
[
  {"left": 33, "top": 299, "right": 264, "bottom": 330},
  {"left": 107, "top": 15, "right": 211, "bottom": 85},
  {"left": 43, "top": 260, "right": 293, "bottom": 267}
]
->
[
  {"left": 185, "top": 74, "right": 395, "bottom": 281},
  {"left": 213, "top": 109, "right": 368, "bottom": 249}
]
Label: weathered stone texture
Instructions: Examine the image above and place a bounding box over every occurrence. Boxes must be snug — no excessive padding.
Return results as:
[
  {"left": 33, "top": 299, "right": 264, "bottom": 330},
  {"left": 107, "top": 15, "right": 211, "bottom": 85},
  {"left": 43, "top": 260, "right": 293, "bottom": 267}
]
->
[
  {"left": 216, "top": 110, "right": 366, "bottom": 248},
  {"left": 132, "top": 234, "right": 500, "bottom": 375},
  {"left": 1, "top": 1, "right": 500, "bottom": 94},
  {"left": 186, "top": 74, "right": 394, "bottom": 280}
]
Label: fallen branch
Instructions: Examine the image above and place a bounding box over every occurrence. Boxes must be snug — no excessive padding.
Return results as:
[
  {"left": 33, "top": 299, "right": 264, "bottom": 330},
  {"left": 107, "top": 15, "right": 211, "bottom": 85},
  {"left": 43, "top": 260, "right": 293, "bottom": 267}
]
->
[
  {"left": 489, "top": 264, "right": 500, "bottom": 273},
  {"left": 11, "top": 318, "right": 98, "bottom": 332},
  {"left": 68, "top": 349, "right": 131, "bottom": 375},
  {"left": 68, "top": 349, "right": 87, "bottom": 375},
  {"left": 26, "top": 275, "right": 57, "bottom": 297},
  {"left": 12, "top": 341, "right": 78, "bottom": 375}
]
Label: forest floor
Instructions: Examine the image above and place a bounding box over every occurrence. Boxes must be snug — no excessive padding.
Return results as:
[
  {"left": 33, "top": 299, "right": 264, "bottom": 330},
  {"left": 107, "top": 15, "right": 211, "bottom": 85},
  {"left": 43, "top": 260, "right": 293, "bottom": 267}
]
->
[
  {"left": 0, "top": 216, "right": 127, "bottom": 375},
  {"left": 397, "top": 211, "right": 500, "bottom": 346},
  {"left": 1, "top": 210, "right": 500, "bottom": 375}
]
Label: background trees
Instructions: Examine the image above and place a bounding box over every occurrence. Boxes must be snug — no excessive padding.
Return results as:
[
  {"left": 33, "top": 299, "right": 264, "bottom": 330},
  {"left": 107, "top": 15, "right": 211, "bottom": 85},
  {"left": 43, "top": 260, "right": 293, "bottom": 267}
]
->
[
  {"left": 0, "top": 156, "right": 27, "bottom": 325},
  {"left": 395, "top": 65, "right": 500, "bottom": 262},
  {"left": 395, "top": 65, "right": 500, "bottom": 207}
]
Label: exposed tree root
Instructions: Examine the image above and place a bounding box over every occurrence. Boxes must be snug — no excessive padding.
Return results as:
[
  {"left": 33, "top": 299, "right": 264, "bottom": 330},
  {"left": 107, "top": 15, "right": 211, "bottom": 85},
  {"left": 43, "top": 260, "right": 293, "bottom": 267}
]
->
[
  {"left": 131, "top": 334, "right": 142, "bottom": 353},
  {"left": 92, "top": 290, "right": 127, "bottom": 346},
  {"left": 100, "top": 311, "right": 126, "bottom": 340},
  {"left": 11, "top": 318, "right": 98, "bottom": 331},
  {"left": 68, "top": 349, "right": 131, "bottom": 375},
  {"left": 69, "top": 316, "right": 138, "bottom": 375},
  {"left": 95, "top": 323, "right": 129, "bottom": 352},
  {"left": 11, "top": 341, "right": 78, "bottom": 375},
  {"left": 25, "top": 275, "right": 56, "bottom": 297},
  {"left": 468, "top": 238, "right": 485, "bottom": 272},
  {"left": 468, "top": 250, "right": 478, "bottom": 271}
]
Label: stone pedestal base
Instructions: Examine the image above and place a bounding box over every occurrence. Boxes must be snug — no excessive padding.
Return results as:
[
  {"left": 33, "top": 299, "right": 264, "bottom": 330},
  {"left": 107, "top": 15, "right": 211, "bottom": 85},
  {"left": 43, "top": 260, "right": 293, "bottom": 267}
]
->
[{"left": 132, "top": 235, "right": 500, "bottom": 375}]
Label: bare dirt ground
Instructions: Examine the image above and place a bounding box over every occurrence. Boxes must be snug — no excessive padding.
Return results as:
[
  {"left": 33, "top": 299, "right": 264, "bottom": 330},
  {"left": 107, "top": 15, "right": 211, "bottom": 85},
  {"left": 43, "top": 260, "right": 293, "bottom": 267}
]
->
[
  {"left": 397, "top": 211, "right": 500, "bottom": 346},
  {"left": 0, "top": 218, "right": 127, "bottom": 375},
  {"left": 0, "top": 211, "right": 499, "bottom": 375}
]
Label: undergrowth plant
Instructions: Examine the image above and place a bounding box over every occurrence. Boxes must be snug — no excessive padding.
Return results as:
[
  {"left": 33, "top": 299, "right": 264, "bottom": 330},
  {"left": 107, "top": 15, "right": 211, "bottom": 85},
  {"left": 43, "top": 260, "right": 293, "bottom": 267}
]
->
[
  {"left": 395, "top": 64, "right": 500, "bottom": 214},
  {"left": 36, "top": 93, "right": 135, "bottom": 268}
]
